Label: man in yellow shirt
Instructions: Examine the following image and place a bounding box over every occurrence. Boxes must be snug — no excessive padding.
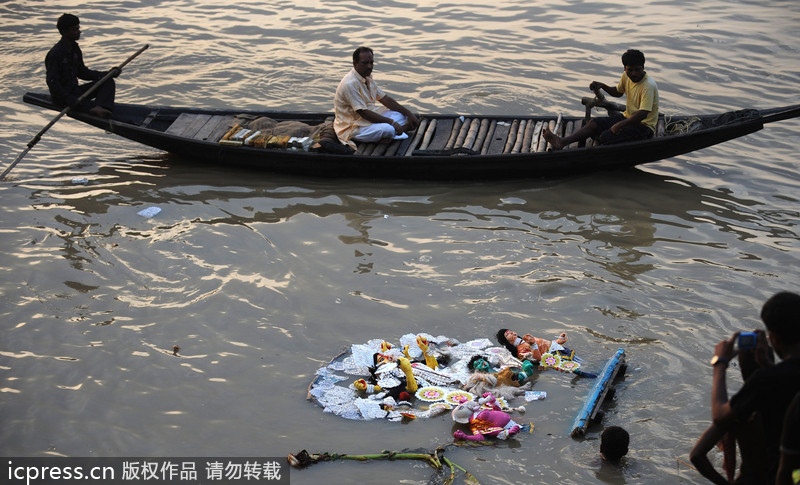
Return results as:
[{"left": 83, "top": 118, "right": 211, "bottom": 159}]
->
[
  {"left": 334, "top": 46, "right": 419, "bottom": 149},
  {"left": 543, "top": 49, "right": 658, "bottom": 149}
]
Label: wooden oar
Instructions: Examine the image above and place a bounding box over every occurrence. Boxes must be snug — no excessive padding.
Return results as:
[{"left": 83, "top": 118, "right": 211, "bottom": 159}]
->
[{"left": 1, "top": 43, "right": 149, "bottom": 181}]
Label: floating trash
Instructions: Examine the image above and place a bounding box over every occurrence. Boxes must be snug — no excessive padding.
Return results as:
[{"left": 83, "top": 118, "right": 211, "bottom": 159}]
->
[
  {"left": 525, "top": 391, "right": 547, "bottom": 401},
  {"left": 137, "top": 206, "right": 161, "bottom": 218}
]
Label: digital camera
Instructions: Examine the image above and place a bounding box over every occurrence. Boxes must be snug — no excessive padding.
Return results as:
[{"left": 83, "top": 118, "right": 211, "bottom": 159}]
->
[{"left": 736, "top": 331, "right": 758, "bottom": 351}]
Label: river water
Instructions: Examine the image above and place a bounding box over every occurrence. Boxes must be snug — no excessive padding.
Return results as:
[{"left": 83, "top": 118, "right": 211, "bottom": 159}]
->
[{"left": 1, "top": 1, "right": 798, "bottom": 484}]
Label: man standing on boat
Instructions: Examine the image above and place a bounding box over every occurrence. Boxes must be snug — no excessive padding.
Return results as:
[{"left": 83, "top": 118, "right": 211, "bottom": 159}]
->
[
  {"left": 543, "top": 49, "right": 658, "bottom": 149},
  {"left": 45, "top": 14, "right": 120, "bottom": 118},
  {"left": 334, "top": 46, "right": 420, "bottom": 149}
]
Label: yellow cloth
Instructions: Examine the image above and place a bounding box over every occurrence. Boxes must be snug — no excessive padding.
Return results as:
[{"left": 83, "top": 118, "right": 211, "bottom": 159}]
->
[{"left": 616, "top": 72, "right": 659, "bottom": 133}]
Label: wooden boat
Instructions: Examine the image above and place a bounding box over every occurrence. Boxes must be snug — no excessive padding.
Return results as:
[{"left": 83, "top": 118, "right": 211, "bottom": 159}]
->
[{"left": 22, "top": 91, "right": 800, "bottom": 180}]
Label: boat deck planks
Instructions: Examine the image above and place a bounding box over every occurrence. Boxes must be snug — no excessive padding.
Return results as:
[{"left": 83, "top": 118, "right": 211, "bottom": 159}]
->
[
  {"left": 165, "top": 113, "right": 237, "bottom": 142},
  {"left": 486, "top": 122, "right": 511, "bottom": 155},
  {"left": 195, "top": 115, "right": 235, "bottom": 141},
  {"left": 143, "top": 111, "right": 705, "bottom": 156},
  {"left": 165, "top": 113, "right": 209, "bottom": 138},
  {"left": 426, "top": 118, "right": 454, "bottom": 151}
]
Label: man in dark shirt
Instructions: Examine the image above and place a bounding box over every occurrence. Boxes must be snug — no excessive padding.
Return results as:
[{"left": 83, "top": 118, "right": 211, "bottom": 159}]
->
[
  {"left": 707, "top": 291, "right": 800, "bottom": 484},
  {"left": 45, "top": 14, "right": 119, "bottom": 117}
]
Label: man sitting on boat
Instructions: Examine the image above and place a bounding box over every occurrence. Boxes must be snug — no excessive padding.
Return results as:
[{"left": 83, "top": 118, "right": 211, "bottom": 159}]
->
[
  {"left": 45, "top": 14, "right": 120, "bottom": 118},
  {"left": 333, "top": 46, "right": 420, "bottom": 149},
  {"left": 543, "top": 49, "right": 659, "bottom": 149}
]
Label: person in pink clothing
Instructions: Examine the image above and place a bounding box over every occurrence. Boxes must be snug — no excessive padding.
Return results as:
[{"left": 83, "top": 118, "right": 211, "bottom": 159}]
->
[{"left": 452, "top": 393, "right": 522, "bottom": 441}]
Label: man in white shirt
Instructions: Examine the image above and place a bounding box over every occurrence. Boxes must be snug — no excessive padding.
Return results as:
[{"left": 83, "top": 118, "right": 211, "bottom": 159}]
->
[{"left": 334, "top": 46, "right": 419, "bottom": 149}]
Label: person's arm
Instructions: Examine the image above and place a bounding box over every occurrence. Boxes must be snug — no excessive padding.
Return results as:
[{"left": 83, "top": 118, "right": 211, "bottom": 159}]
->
[
  {"left": 355, "top": 108, "right": 395, "bottom": 124},
  {"left": 355, "top": 107, "right": 406, "bottom": 135},
  {"left": 711, "top": 335, "right": 739, "bottom": 423},
  {"left": 689, "top": 335, "right": 741, "bottom": 485},
  {"left": 73, "top": 46, "right": 105, "bottom": 82},
  {"left": 589, "top": 81, "right": 623, "bottom": 98},
  {"left": 45, "top": 48, "right": 73, "bottom": 105},
  {"left": 610, "top": 109, "right": 649, "bottom": 134},
  {"left": 519, "top": 335, "right": 541, "bottom": 360},
  {"left": 378, "top": 95, "right": 420, "bottom": 131},
  {"left": 690, "top": 423, "right": 733, "bottom": 485}
]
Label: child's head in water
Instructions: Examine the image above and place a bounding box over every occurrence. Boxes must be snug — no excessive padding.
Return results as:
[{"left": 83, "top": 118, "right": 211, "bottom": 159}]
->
[{"left": 600, "top": 426, "right": 629, "bottom": 463}]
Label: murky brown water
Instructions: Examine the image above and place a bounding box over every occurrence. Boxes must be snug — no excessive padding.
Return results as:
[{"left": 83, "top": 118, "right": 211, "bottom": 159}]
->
[{"left": 1, "top": 1, "right": 799, "bottom": 484}]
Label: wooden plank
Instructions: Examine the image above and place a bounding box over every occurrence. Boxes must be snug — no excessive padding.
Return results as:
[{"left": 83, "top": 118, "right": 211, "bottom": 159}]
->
[
  {"left": 194, "top": 115, "right": 229, "bottom": 141},
  {"left": 356, "top": 142, "right": 374, "bottom": 155},
  {"left": 384, "top": 138, "right": 404, "bottom": 156},
  {"left": 184, "top": 114, "right": 213, "bottom": 138},
  {"left": 165, "top": 113, "right": 213, "bottom": 138},
  {"left": 485, "top": 121, "right": 510, "bottom": 155},
  {"left": 396, "top": 136, "right": 413, "bottom": 157},
  {"left": 207, "top": 116, "right": 237, "bottom": 142},
  {"left": 426, "top": 118, "right": 454, "bottom": 151},
  {"left": 141, "top": 110, "right": 159, "bottom": 129},
  {"left": 371, "top": 142, "right": 389, "bottom": 156},
  {"left": 397, "top": 134, "right": 415, "bottom": 157},
  {"left": 165, "top": 113, "right": 199, "bottom": 136}
]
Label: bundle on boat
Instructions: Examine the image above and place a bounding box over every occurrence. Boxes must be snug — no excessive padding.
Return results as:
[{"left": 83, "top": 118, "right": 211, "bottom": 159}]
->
[{"left": 217, "top": 116, "right": 340, "bottom": 152}]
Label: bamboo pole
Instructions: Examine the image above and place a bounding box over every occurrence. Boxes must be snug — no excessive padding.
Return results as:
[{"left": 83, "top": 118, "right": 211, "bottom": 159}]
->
[
  {"left": 444, "top": 117, "right": 463, "bottom": 150},
  {"left": 503, "top": 119, "right": 519, "bottom": 153},
  {"left": 511, "top": 119, "right": 526, "bottom": 153},
  {"left": 454, "top": 118, "right": 472, "bottom": 148},
  {"left": 472, "top": 118, "right": 490, "bottom": 153},
  {"left": 531, "top": 120, "right": 543, "bottom": 152},
  {"left": 418, "top": 118, "right": 437, "bottom": 150},
  {"left": 404, "top": 118, "right": 428, "bottom": 156},
  {"left": 480, "top": 120, "right": 497, "bottom": 155}
]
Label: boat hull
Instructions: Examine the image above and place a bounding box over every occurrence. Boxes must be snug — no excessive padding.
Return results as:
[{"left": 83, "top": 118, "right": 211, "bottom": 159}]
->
[{"left": 23, "top": 92, "right": 797, "bottom": 180}]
